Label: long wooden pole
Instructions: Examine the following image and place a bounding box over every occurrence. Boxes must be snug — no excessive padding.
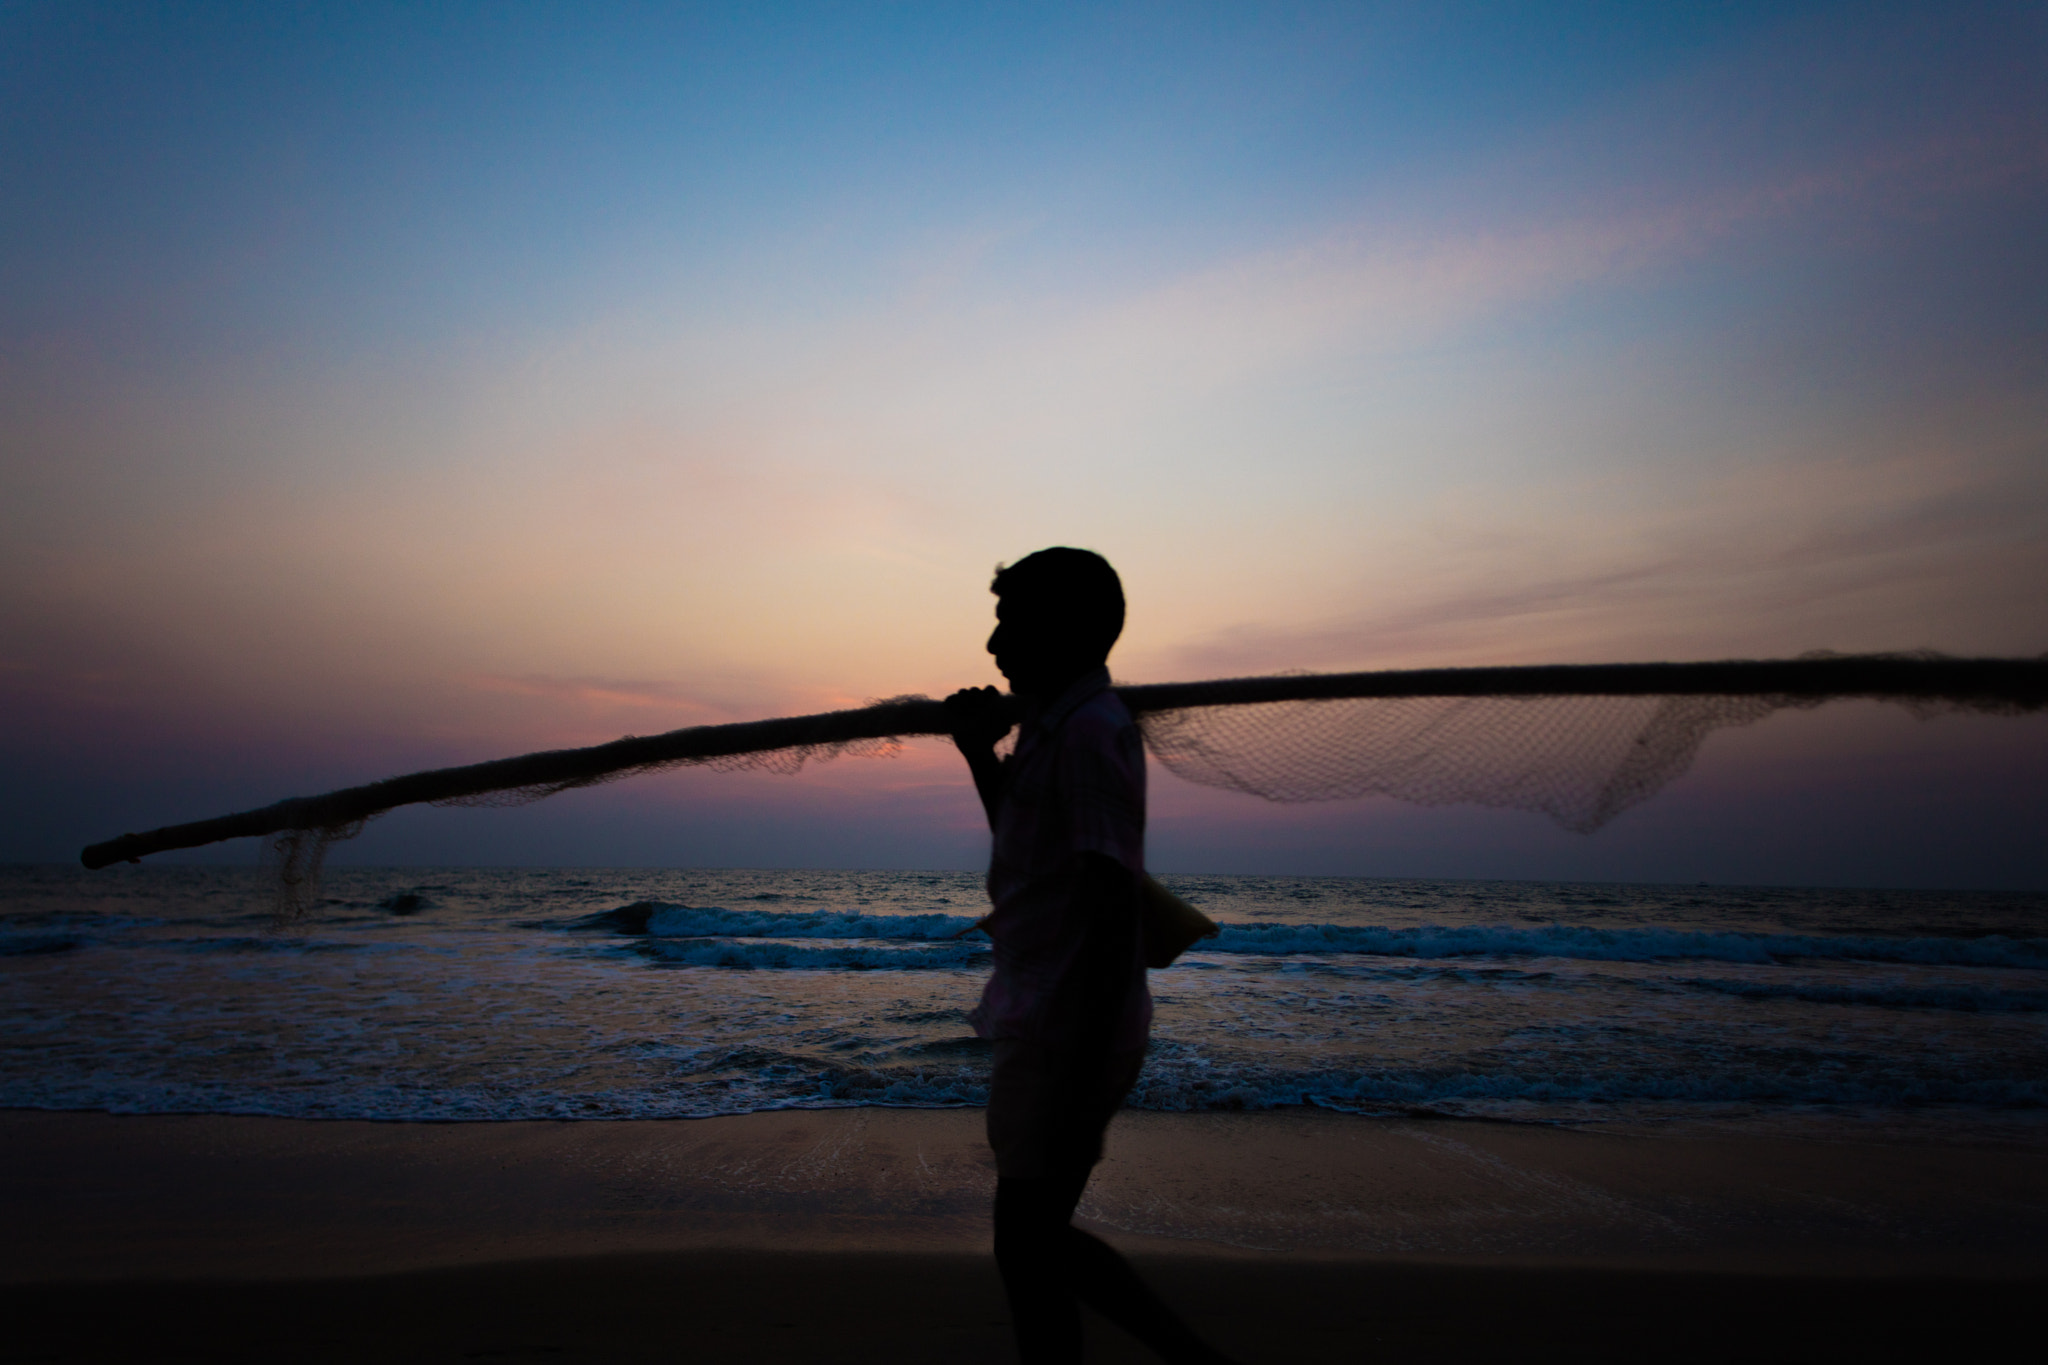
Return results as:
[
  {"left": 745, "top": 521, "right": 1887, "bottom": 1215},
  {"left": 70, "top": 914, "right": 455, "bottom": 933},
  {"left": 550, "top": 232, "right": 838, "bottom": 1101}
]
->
[{"left": 79, "top": 654, "right": 2047, "bottom": 869}]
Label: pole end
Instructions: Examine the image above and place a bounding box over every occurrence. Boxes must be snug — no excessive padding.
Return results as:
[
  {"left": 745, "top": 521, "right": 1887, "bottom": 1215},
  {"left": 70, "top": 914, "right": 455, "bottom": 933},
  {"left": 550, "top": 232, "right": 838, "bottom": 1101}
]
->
[{"left": 80, "top": 836, "right": 141, "bottom": 871}]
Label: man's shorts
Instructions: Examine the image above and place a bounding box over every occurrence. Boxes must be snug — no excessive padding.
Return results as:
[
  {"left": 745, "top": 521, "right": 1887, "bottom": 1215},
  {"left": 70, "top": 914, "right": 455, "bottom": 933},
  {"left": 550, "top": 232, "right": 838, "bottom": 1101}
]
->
[{"left": 985, "top": 1038, "right": 1146, "bottom": 1180}]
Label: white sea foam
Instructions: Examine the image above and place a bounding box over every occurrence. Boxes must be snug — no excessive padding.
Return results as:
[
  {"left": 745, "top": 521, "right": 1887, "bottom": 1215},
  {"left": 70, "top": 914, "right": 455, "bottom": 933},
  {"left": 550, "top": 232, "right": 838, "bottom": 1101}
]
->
[{"left": 617, "top": 901, "right": 2048, "bottom": 971}]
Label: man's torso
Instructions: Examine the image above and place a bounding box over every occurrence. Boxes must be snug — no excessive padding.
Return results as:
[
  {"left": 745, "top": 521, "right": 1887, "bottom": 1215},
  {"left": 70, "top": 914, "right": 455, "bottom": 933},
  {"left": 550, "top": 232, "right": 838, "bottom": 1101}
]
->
[{"left": 971, "top": 669, "right": 1151, "bottom": 1050}]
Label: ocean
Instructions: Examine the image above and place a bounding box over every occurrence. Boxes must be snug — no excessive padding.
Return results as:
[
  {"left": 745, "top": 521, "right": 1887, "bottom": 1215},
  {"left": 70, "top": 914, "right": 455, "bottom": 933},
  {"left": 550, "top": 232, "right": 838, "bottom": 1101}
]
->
[{"left": 3, "top": 864, "right": 2045, "bottom": 1138}]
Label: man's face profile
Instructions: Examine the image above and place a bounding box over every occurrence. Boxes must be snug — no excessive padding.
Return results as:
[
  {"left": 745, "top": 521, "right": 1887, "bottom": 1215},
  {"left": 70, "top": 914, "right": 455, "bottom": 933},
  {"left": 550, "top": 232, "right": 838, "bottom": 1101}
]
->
[
  {"left": 983, "top": 547, "right": 1123, "bottom": 701},
  {"left": 988, "top": 595, "right": 1080, "bottom": 698}
]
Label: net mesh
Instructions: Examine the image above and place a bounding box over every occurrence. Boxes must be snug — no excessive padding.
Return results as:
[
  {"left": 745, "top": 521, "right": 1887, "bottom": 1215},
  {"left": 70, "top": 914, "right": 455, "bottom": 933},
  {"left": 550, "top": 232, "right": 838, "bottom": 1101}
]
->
[
  {"left": 1136, "top": 656, "right": 2037, "bottom": 832},
  {"left": 262, "top": 819, "right": 369, "bottom": 921},
  {"left": 1138, "top": 692, "right": 1785, "bottom": 833},
  {"left": 258, "top": 733, "right": 916, "bottom": 918},
  {"left": 437, "top": 670, "right": 2029, "bottom": 839},
  {"left": 237, "top": 703, "right": 915, "bottom": 918}
]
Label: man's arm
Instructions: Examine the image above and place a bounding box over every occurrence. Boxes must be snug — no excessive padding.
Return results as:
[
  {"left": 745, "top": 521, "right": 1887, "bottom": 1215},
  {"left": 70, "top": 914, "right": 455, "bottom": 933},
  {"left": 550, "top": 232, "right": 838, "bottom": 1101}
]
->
[{"left": 945, "top": 686, "right": 1012, "bottom": 829}]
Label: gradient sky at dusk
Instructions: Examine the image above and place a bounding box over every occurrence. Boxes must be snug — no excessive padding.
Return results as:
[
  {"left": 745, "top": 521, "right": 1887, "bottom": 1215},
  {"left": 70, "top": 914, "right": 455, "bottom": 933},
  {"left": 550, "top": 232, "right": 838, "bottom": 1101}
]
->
[{"left": 5, "top": 2, "right": 2045, "bottom": 885}]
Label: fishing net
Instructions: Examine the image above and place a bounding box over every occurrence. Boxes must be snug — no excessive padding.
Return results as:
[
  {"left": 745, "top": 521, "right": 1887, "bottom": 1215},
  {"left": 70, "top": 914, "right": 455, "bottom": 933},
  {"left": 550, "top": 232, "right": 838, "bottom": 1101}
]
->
[
  {"left": 82, "top": 652, "right": 2047, "bottom": 919},
  {"left": 1132, "top": 652, "right": 2043, "bottom": 831},
  {"left": 261, "top": 820, "right": 369, "bottom": 921},
  {"left": 1138, "top": 692, "right": 1786, "bottom": 833},
  {"left": 253, "top": 703, "right": 925, "bottom": 918}
]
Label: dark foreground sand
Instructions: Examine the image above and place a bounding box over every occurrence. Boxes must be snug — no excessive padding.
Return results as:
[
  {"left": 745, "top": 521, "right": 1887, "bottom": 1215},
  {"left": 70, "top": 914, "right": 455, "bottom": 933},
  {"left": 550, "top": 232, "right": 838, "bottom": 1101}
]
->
[{"left": 4, "top": 1107, "right": 2044, "bottom": 1362}]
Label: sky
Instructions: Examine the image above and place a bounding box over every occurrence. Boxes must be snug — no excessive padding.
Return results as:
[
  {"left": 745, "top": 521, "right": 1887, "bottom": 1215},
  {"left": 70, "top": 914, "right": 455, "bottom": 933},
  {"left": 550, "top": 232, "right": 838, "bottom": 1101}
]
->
[{"left": 3, "top": 1, "right": 2045, "bottom": 886}]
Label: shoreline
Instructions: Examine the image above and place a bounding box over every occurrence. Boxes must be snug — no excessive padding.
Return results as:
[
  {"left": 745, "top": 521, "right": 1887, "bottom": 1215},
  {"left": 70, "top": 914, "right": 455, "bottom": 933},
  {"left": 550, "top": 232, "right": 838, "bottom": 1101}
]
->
[
  {"left": 6, "top": 1105, "right": 2046, "bottom": 1281},
  {"left": 6, "top": 1106, "right": 2044, "bottom": 1361}
]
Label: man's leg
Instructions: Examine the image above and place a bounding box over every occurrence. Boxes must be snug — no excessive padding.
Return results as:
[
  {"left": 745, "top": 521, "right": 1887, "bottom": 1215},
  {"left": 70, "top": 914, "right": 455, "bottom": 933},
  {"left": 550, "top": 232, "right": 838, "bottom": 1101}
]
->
[
  {"left": 989, "top": 1040, "right": 1085, "bottom": 1362},
  {"left": 999, "top": 1163, "right": 1239, "bottom": 1364},
  {"left": 1058, "top": 1212, "right": 1239, "bottom": 1365},
  {"left": 994, "top": 1173, "right": 1084, "bottom": 1362}
]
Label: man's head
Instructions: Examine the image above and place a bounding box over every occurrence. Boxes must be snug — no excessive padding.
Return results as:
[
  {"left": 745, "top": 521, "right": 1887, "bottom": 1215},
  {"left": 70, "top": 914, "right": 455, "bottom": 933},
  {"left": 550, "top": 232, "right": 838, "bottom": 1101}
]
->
[{"left": 987, "top": 547, "right": 1125, "bottom": 698}]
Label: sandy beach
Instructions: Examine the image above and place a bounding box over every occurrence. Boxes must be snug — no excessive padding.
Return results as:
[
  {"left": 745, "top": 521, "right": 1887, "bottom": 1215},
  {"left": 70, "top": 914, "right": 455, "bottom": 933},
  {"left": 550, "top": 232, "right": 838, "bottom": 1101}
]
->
[{"left": 4, "top": 1106, "right": 2044, "bottom": 1361}]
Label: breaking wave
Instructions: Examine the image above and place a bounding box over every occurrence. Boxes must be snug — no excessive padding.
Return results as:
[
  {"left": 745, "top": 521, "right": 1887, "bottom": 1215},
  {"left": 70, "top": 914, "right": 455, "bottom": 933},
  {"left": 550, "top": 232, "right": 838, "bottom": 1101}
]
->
[
  {"left": 636, "top": 937, "right": 989, "bottom": 971},
  {"left": 583, "top": 902, "right": 2048, "bottom": 973},
  {"left": 1203, "top": 923, "right": 2048, "bottom": 969},
  {"left": 581, "top": 900, "right": 980, "bottom": 941}
]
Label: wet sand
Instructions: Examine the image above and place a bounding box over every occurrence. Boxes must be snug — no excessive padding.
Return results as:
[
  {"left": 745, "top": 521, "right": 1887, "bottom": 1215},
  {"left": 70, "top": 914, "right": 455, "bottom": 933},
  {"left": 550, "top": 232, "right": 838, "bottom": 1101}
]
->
[{"left": 3, "top": 1107, "right": 2044, "bottom": 1361}]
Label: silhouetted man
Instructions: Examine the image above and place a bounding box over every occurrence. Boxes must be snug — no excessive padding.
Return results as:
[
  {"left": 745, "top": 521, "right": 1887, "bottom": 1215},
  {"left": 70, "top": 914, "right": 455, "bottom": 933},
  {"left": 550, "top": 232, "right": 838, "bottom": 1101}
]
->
[{"left": 948, "top": 548, "right": 1237, "bottom": 1365}]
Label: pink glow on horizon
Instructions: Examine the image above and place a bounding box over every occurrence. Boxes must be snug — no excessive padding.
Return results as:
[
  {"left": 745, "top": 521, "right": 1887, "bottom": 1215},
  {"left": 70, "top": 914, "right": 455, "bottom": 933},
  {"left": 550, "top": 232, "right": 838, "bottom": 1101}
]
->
[{"left": 3, "top": 4, "right": 2043, "bottom": 882}]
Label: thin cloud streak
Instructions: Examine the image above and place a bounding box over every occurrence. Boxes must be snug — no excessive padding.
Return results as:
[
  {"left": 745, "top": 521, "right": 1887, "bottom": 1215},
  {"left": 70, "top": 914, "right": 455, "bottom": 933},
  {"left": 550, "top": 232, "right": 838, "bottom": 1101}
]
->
[
  {"left": 2, "top": 4, "right": 2042, "bottom": 879},
  {"left": 1150, "top": 440, "right": 2048, "bottom": 681}
]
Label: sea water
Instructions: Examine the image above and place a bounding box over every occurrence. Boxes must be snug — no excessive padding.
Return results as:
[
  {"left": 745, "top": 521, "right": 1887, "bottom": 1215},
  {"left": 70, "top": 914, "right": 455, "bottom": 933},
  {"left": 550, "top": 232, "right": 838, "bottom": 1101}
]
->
[{"left": 3, "top": 864, "right": 2044, "bottom": 1137}]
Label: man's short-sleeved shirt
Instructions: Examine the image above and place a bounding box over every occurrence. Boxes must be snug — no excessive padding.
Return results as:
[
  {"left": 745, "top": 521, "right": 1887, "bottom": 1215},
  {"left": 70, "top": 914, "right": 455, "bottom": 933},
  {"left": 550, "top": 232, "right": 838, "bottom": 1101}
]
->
[{"left": 969, "top": 667, "right": 1151, "bottom": 1049}]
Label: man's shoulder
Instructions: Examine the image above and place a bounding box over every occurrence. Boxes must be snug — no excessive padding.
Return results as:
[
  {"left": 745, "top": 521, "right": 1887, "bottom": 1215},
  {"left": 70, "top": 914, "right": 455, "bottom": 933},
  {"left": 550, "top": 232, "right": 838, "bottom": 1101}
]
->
[
  {"left": 1064, "top": 687, "right": 1135, "bottom": 735},
  {"left": 1054, "top": 689, "right": 1141, "bottom": 765}
]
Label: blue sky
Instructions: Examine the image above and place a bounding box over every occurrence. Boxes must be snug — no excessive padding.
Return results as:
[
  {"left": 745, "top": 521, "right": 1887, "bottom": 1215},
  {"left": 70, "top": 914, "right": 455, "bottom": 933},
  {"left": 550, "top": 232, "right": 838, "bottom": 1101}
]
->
[{"left": 4, "top": 1, "right": 2045, "bottom": 884}]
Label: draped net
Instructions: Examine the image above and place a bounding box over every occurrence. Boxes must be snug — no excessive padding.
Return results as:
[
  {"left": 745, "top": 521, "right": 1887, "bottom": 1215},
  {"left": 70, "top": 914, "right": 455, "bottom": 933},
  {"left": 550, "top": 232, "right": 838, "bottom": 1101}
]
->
[
  {"left": 1138, "top": 692, "right": 1790, "bottom": 834},
  {"left": 77, "top": 652, "right": 2041, "bottom": 919},
  {"left": 261, "top": 720, "right": 918, "bottom": 919}
]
